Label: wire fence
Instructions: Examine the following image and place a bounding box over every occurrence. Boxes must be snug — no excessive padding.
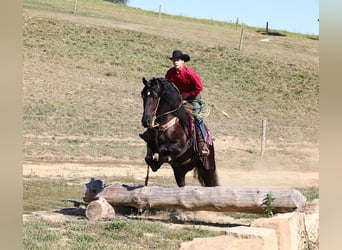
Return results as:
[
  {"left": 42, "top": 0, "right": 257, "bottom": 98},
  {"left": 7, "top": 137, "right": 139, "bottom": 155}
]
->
[
  {"left": 23, "top": 115, "right": 319, "bottom": 138},
  {"left": 23, "top": 113, "right": 318, "bottom": 161},
  {"left": 23, "top": 114, "right": 318, "bottom": 140}
]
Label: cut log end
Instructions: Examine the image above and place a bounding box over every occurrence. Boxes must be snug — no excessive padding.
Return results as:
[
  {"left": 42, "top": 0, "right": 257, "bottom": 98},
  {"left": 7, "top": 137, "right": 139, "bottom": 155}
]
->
[{"left": 85, "top": 197, "right": 116, "bottom": 221}]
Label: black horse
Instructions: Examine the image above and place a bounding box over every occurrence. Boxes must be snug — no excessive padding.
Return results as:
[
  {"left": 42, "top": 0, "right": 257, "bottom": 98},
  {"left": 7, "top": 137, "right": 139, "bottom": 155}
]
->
[{"left": 140, "top": 77, "right": 219, "bottom": 187}]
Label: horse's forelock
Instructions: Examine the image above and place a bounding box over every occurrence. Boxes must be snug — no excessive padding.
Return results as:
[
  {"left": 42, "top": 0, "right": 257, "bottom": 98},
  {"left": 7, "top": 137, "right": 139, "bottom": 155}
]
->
[{"left": 141, "top": 78, "right": 161, "bottom": 97}]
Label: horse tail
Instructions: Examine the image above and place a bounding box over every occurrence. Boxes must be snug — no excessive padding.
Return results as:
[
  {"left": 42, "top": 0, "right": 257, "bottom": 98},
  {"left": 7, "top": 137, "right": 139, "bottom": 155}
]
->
[
  {"left": 193, "top": 165, "right": 219, "bottom": 187},
  {"left": 192, "top": 169, "right": 207, "bottom": 186}
]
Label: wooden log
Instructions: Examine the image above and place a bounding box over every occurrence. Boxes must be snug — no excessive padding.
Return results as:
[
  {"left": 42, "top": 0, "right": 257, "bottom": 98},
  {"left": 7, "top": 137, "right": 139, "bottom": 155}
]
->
[
  {"left": 83, "top": 179, "right": 307, "bottom": 214},
  {"left": 85, "top": 197, "right": 116, "bottom": 221}
]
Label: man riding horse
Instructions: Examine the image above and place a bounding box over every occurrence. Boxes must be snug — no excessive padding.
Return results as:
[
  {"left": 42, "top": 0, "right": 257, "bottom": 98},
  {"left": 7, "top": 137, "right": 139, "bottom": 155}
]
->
[{"left": 140, "top": 50, "right": 210, "bottom": 156}]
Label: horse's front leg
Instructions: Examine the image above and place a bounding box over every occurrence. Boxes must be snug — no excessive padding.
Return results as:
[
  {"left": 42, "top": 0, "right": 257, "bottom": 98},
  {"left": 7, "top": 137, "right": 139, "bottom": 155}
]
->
[
  {"left": 144, "top": 146, "right": 154, "bottom": 164},
  {"left": 145, "top": 144, "right": 172, "bottom": 172},
  {"left": 159, "top": 141, "right": 184, "bottom": 163},
  {"left": 145, "top": 142, "right": 162, "bottom": 172},
  {"left": 158, "top": 144, "right": 172, "bottom": 163},
  {"left": 140, "top": 128, "right": 161, "bottom": 171},
  {"left": 145, "top": 153, "right": 162, "bottom": 172},
  {"left": 172, "top": 167, "right": 186, "bottom": 187}
]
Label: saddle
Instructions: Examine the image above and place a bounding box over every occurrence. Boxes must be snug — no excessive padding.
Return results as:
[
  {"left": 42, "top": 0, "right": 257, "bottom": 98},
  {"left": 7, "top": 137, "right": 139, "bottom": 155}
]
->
[
  {"left": 184, "top": 102, "right": 212, "bottom": 156},
  {"left": 188, "top": 113, "right": 212, "bottom": 155}
]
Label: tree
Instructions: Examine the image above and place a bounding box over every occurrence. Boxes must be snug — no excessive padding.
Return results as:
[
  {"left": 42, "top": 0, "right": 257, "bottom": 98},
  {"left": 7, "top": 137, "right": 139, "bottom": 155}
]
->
[{"left": 105, "top": 0, "right": 129, "bottom": 5}]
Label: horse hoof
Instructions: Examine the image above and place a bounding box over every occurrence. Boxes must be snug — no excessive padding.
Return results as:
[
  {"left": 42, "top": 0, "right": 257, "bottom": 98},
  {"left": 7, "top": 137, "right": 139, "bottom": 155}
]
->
[{"left": 151, "top": 165, "right": 160, "bottom": 172}]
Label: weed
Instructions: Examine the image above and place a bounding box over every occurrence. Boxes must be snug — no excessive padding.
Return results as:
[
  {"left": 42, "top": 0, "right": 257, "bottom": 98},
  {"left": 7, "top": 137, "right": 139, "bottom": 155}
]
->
[{"left": 262, "top": 192, "right": 275, "bottom": 217}]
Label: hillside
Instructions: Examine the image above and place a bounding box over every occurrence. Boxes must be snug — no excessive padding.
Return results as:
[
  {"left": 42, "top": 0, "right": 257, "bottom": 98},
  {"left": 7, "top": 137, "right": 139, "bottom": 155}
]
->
[{"left": 23, "top": 1, "right": 319, "bottom": 165}]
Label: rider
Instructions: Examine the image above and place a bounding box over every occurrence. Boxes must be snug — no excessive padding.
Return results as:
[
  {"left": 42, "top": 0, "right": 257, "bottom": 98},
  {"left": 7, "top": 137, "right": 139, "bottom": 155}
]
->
[{"left": 165, "top": 50, "right": 209, "bottom": 156}]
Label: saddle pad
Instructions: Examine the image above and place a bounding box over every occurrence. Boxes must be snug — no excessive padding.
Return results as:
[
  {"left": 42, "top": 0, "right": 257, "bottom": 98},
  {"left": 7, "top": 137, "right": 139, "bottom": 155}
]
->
[{"left": 186, "top": 111, "right": 213, "bottom": 146}]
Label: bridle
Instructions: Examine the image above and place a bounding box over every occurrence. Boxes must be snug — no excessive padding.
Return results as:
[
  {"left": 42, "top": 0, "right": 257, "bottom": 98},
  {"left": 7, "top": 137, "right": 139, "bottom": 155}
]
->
[{"left": 148, "top": 93, "right": 183, "bottom": 130}]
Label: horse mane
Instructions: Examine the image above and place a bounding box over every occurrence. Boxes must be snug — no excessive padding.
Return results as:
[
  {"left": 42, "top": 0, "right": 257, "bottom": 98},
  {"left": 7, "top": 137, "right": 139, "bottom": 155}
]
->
[{"left": 156, "top": 78, "right": 190, "bottom": 131}]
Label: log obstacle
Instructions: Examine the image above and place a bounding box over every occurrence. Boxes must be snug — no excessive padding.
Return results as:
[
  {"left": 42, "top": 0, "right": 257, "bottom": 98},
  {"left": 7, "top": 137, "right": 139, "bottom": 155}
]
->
[{"left": 83, "top": 179, "right": 307, "bottom": 220}]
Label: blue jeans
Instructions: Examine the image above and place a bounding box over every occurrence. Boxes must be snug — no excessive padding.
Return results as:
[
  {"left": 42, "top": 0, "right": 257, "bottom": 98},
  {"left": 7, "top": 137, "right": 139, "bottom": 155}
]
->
[{"left": 187, "top": 98, "right": 206, "bottom": 142}]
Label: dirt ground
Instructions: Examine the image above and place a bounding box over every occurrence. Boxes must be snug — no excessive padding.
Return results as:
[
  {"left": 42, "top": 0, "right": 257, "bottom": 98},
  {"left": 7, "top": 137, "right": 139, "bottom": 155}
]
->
[
  {"left": 22, "top": 161, "right": 319, "bottom": 188},
  {"left": 23, "top": 135, "right": 318, "bottom": 227},
  {"left": 23, "top": 135, "right": 319, "bottom": 189}
]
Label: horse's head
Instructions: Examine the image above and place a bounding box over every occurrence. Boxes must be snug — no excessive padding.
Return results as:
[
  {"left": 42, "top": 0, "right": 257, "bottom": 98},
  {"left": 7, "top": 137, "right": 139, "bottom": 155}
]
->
[{"left": 141, "top": 77, "right": 162, "bottom": 128}]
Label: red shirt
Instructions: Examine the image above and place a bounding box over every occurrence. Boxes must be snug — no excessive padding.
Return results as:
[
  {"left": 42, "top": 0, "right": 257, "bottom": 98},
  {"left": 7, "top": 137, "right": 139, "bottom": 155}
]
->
[{"left": 165, "top": 66, "right": 203, "bottom": 100}]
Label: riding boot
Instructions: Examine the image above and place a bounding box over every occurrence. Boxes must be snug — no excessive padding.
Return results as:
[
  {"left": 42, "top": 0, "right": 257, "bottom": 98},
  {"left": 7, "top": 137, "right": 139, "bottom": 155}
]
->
[{"left": 196, "top": 121, "right": 210, "bottom": 156}]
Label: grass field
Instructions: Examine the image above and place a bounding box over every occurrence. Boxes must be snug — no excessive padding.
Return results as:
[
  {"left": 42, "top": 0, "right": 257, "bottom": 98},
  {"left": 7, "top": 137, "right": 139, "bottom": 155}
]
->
[
  {"left": 23, "top": 1, "right": 319, "bottom": 140},
  {"left": 23, "top": 2, "right": 319, "bottom": 160},
  {"left": 23, "top": 0, "right": 319, "bottom": 249}
]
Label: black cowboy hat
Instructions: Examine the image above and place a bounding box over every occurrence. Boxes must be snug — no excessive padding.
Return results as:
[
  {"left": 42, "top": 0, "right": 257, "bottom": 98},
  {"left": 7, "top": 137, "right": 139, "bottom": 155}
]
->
[{"left": 169, "top": 50, "right": 190, "bottom": 62}]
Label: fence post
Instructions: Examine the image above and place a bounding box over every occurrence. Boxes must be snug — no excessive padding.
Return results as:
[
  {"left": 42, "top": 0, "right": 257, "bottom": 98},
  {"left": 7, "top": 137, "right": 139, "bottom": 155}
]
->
[
  {"left": 238, "top": 28, "right": 244, "bottom": 51},
  {"left": 260, "top": 119, "right": 267, "bottom": 156},
  {"left": 158, "top": 5, "right": 161, "bottom": 19},
  {"left": 73, "top": 0, "right": 78, "bottom": 14}
]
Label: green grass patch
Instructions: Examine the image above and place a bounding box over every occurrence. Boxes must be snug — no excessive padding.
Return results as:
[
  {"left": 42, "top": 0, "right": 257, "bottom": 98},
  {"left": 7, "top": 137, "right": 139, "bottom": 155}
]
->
[
  {"left": 24, "top": 218, "right": 223, "bottom": 249},
  {"left": 23, "top": 179, "right": 84, "bottom": 213}
]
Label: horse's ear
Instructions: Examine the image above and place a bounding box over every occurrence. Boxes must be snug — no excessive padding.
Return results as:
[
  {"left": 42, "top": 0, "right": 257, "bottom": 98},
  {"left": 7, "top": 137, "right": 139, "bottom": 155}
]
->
[
  {"left": 142, "top": 77, "right": 147, "bottom": 85},
  {"left": 154, "top": 77, "right": 162, "bottom": 88}
]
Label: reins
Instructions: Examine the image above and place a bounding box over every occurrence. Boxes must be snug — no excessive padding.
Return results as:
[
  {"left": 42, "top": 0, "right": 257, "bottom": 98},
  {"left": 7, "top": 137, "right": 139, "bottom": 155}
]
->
[
  {"left": 149, "top": 97, "right": 161, "bottom": 128},
  {"left": 150, "top": 98, "right": 183, "bottom": 129},
  {"left": 144, "top": 163, "right": 150, "bottom": 186}
]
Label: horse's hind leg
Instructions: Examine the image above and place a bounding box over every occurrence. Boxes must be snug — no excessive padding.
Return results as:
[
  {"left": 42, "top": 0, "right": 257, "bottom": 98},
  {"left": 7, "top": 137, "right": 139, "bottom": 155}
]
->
[{"left": 172, "top": 168, "right": 186, "bottom": 187}]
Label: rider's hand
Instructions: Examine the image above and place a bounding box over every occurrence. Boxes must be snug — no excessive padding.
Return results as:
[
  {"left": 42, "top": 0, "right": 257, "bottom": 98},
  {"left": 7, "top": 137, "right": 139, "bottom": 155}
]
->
[
  {"left": 181, "top": 92, "right": 189, "bottom": 99},
  {"left": 183, "top": 102, "right": 193, "bottom": 111}
]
